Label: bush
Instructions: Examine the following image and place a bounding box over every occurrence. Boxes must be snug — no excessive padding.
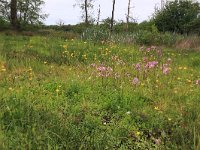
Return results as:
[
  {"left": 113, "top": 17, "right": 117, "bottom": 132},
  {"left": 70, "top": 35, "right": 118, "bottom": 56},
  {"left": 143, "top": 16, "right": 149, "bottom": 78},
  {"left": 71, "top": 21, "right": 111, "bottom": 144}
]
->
[{"left": 0, "top": 18, "right": 9, "bottom": 31}]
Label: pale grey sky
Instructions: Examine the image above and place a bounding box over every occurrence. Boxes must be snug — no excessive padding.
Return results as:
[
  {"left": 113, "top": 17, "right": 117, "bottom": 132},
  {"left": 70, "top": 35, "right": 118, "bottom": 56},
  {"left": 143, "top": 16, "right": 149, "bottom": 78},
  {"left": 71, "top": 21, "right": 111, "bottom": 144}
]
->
[{"left": 42, "top": 0, "right": 169, "bottom": 25}]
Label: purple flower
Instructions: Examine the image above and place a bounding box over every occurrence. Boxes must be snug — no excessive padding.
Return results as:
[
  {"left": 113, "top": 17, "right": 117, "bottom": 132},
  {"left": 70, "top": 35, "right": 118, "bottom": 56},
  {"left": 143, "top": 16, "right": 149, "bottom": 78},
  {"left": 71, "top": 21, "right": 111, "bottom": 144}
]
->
[
  {"left": 132, "top": 77, "right": 140, "bottom": 85},
  {"left": 134, "top": 63, "right": 141, "bottom": 71},
  {"left": 145, "top": 61, "right": 158, "bottom": 69}
]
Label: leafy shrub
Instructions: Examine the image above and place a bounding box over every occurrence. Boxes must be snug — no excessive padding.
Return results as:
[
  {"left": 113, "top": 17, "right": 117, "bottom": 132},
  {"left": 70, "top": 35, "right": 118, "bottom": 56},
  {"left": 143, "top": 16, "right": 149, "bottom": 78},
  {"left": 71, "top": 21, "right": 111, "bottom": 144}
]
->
[{"left": 0, "top": 18, "right": 9, "bottom": 31}]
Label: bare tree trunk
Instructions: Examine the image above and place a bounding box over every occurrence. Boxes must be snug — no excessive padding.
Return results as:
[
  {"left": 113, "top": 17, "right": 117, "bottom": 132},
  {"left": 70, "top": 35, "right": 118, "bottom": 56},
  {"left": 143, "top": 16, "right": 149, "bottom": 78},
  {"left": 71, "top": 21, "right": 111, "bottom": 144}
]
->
[
  {"left": 85, "top": 0, "right": 88, "bottom": 24},
  {"left": 126, "top": 0, "right": 131, "bottom": 31},
  {"left": 97, "top": 4, "right": 101, "bottom": 25},
  {"left": 10, "top": 0, "right": 17, "bottom": 29},
  {"left": 110, "top": 0, "right": 116, "bottom": 32}
]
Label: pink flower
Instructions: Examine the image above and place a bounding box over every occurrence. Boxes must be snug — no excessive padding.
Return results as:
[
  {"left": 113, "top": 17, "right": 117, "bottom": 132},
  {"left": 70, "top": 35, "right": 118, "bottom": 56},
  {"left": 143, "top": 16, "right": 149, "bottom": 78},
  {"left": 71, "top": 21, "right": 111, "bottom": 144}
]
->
[
  {"left": 132, "top": 77, "right": 140, "bottom": 85},
  {"left": 97, "top": 65, "right": 113, "bottom": 77},
  {"left": 163, "top": 67, "right": 170, "bottom": 75},
  {"left": 134, "top": 63, "right": 141, "bottom": 71},
  {"left": 145, "top": 61, "right": 158, "bottom": 69},
  {"left": 156, "top": 50, "right": 163, "bottom": 57},
  {"left": 196, "top": 80, "right": 200, "bottom": 85},
  {"left": 146, "top": 47, "right": 151, "bottom": 52},
  {"left": 91, "top": 63, "right": 96, "bottom": 67},
  {"left": 143, "top": 57, "right": 148, "bottom": 63}
]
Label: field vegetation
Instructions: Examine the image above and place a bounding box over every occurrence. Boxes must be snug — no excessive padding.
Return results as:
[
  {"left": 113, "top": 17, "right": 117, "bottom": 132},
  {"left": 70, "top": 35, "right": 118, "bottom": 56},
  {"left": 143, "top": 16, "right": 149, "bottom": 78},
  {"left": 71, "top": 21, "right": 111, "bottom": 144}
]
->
[
  {"left": 0, "top": 33, "right": 200, "bottom": 149},
  {"left": 1, "top": 0, "right": 200, "bottom": 149}
]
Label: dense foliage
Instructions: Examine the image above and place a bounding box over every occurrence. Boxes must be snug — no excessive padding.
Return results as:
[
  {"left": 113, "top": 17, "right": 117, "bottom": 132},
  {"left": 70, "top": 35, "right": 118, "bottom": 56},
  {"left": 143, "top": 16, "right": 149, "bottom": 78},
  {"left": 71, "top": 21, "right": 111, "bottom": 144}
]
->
[
  {"left": 0, "top": 0, "right": 47, "bottom": 29},
  {"left": 154, "top": 0, "right": 200, "bottom": 34}
]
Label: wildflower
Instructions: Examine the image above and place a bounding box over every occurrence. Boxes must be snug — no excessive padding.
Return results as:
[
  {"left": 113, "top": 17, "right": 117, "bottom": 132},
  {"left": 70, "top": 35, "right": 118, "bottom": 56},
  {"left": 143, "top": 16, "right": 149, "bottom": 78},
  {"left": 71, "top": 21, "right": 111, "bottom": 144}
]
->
[
  {"left": 56, "top": 89, "right": 59, "bottom": 93},
  {"left": 154, "top": 106, "right": 159, "bottom": 110},
  {"left": 184, "top": 67, "right": 187, "bottom": 70},
  {"left": 168, "top": 118, "right": 172, "bottom": 121},
  {"left": 167, "top": 58, "right": 172, "bottom": 64},
  {"left": 29, "top": 67, "right": 32, "bottom": 71},
  {"left": 114, "top": 73, "right": 120, "bottom": 79},
  {"left": 157, "top": 50, "right": 163, "bottom": 57},
  {"left": 146, "top": 47, "right": 151, "bottom": 52},
  {"left": 132, "top": 77, "right": 139, "bottom": 85},
  {"left": 163, "top": 67, "right": 170, "bottom": 75},
  {"left": 196, "top": 80, "right": 200, "bottom": 85},
  {"left": 126, "top": 111, "right": 131, "bottom": 115},
  {"left": 90, "top": 63, "right": 96, "bottom": 67},
  {"left": 97, "top": 65, "right": 113, "bottom": 77},
  {"left": 9, "top": 87, "right": 13, "bottom": 91},
  {"left": 136, "top": 131, "right": 141, "bottom": 136},
  {"left": 134, "top": 63, "right": 141, "bottom": 71},
  {"left": 186, "top": 79, "right": 192, "bottom": 83},
  {"left": 151, "top": 46, "right": 156, "bottom": 50},
  {"left": 1, "top": 67, "right": 6, "bottom": 72},
  {"left": 143, "top": 57, "right": 148, "bottom": 63},
  {"left": 145, "top": 61, "right": 158, "bottom": 69},
  {"left": 44, "top": 61, "right": 47, "bottom": 64}
]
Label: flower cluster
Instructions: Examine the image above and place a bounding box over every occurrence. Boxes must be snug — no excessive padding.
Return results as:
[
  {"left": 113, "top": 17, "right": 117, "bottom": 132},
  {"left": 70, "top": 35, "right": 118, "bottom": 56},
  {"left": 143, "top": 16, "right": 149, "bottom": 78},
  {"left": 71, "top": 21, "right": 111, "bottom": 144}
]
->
[{"left": 97, "top": 66, "right": 113, "bottom": 77}]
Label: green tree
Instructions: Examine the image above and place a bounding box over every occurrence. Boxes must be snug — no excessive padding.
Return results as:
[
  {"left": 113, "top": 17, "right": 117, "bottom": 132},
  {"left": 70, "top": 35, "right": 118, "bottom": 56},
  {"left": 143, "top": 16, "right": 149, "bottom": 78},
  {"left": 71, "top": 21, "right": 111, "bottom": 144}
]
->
[
  {"left": 0, "top": 0, "right": 47, "bottom": 28},
  {"left": 153, "top": 0, "right": 200, "bottom": 34}
]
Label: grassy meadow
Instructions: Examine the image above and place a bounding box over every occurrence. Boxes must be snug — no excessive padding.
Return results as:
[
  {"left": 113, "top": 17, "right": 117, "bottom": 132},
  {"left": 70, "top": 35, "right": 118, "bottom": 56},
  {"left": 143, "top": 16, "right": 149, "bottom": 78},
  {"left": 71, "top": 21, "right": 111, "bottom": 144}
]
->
[{"left": 0, "top": 33, "right": 200, "bottom": 149}]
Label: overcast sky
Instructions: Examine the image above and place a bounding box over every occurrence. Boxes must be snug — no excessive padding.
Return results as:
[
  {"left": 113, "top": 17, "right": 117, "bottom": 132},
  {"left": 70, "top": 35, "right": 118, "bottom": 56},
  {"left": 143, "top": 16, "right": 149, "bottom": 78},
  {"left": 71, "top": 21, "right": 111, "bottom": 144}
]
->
[{"left": 42, "top": 0, "right": 179, "bottom": 25}]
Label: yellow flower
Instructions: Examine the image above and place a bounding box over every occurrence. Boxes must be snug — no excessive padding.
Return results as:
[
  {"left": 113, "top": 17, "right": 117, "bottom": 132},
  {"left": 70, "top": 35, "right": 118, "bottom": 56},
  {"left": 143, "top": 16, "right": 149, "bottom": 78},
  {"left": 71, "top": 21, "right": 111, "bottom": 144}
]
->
[
  {"left": 29, "top": 67, "right": 32, "bottom": 71},
  {"left": 1, "top": 68, "right": 6, "bottom": 72},
  {"left": 136, "top": 131, "right": 141, "bottom": 136},
  {"left": 184, "top": 67, "right": 187, "bottom": 70},
  {"left": 56, "top": 89, "right": 59, "bottom": 93},
  {"left": 168, "top": 118, "right": 172, "bottom": 121},
  {"left": 9, "top": 87, "right": 13, "bottom": 91},
  {"left": 154, "top": 106, "right": 159, "bottom": 110}
]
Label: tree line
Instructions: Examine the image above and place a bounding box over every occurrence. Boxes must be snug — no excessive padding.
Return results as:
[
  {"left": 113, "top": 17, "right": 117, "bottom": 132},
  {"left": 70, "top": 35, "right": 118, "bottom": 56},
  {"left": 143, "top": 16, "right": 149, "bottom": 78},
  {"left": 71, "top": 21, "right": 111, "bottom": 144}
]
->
[{"left": 0, "top": 0, "right": 200, "bottom": 35}]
